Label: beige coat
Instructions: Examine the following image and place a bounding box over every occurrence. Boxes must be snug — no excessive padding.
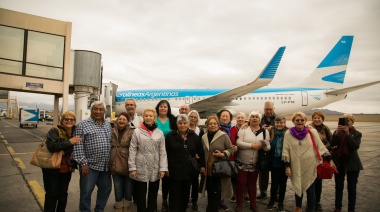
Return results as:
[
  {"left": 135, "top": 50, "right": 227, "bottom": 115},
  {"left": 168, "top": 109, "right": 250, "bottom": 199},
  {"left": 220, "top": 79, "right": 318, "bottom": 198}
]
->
[
  {"left": 200, "top": 130, "right": 234, "bottom": 199},
  {"left": 109, "top": 124, "right": 135, "bottom": 175}
]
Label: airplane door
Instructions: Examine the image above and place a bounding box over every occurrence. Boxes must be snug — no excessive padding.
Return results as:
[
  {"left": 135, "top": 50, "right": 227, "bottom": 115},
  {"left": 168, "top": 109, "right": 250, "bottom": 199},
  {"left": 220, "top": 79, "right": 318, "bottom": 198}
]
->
[
  {"left": 185, "top": 96, "right": 191, "bottom": 104},
  {"left": 301, "top": 91, "right": 308, "bottom": 106}
]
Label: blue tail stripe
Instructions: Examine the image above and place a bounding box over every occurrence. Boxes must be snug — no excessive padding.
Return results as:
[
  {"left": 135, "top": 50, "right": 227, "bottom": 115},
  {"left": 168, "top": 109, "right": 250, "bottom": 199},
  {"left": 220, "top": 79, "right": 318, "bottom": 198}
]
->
[
  {"left": 322, "top": 70, "right": 346, "bottom": 84},
  {"left": 260, "top": 46, "right": 286, "bottom": 79},
  {"left": 317, "top": 36, "right": 353, "bottom": 68}
]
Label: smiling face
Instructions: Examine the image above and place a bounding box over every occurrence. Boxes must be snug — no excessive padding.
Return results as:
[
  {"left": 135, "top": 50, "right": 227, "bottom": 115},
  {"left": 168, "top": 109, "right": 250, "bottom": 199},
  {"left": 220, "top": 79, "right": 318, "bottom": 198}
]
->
[
  {"left": 207, "top": 117, "right": 220, "bottom": 133},
  {"left": 312, "top": 115, "right": 323, "bottom": 126},
  {"left": 219, "top": 111, "right": 231, "bottom": 125},
  {"left": 117, "top": 114, "right": 129, "bottom": 129},
  {"left": 293, "top": 115, "right": 306, "bottom": 131},
  {"left": 249, "top": 114, "right": 261, "bottom": 127},
  {"left": 62, "top": 115, "right": 75, "bottom": 129},
  {"left": 179, "top": 105, "right": 190, "bottom": 114},
  {"left": 189, "top": 112, "right": 198, "bottom": 126},
  {"left": 143, "top": 111, "right": 155, "bottom": 126},
  {"left": 91, "top": 104, "right": 105, "bottom": 121},
  {"left": 264, "top": 103, "right": 275, "bottom": 117},
  {"left": 275, "top": 120, "right": 286, "bottom": 130},
  {"left": 125, "top": 99, "right": 136, "bottom": 114},
  {"left": 236, "top": 113, "right": 247, "bottom": 127},
  {"left": 177, "top": 120, "right": 189, "bottom": 134},
  {"left": 158, "top": 102, "right": 168, "bottom": 116}
]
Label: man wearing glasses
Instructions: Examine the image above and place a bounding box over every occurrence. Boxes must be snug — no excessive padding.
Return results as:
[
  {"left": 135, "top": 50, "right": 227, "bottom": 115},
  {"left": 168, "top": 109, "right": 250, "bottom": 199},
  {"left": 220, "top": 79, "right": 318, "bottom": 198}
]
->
[{"left": 73, "top": 101, "right": 112, "bottom": 212}]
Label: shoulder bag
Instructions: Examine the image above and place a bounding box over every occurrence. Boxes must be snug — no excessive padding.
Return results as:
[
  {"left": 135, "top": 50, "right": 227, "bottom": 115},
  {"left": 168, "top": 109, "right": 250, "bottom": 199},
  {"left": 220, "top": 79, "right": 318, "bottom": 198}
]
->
[
  {"left": 30, "top": 127, "right": 63, "bottom": 169},
  {"left": 256, "top": 129, "right": 271, "bottom": 171},
  {"left": 183, "top": 138, "right": 200, "bottom": 175},
  {"left": 212, "top": 157, "right": 238, "bottom": 178},
  {"left": 309, "top": 130, "right": 335, "bottom": 180}
]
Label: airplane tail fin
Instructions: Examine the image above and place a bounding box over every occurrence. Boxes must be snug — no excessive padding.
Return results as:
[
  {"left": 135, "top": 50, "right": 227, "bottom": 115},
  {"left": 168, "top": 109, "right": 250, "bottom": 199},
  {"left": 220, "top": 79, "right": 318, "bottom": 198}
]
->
[
  {"left": 294, "top": 36, "right": 354, "bottom": 89},
  {"left": 259, "top": 46, "right": 286, "bottom": 80}
]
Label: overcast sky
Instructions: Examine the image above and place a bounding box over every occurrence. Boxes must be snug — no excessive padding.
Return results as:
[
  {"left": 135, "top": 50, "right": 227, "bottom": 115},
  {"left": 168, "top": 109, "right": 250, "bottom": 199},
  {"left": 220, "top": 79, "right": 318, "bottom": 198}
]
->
[{"left": 2, "top": 0, "right": 380, "bottom": 113}]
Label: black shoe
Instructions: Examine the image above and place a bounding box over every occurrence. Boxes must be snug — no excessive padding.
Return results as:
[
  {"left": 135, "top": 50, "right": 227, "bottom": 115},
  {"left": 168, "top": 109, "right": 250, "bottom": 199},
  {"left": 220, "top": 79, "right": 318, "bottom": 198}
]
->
[
  {"left": 278, "top": 203, "right": 285, "bottom": 212},
  {"left": 192, "top": 203, "right": 198, "bottom": 211},
  {"left": 266, "top": 201, "right": 275, "bottom": 211},
  {"left": 316, "top": 203, "right": 323, "bottom": 212},
  {"left": 256, "top": 193, "right": 267, "bottom": 199}
]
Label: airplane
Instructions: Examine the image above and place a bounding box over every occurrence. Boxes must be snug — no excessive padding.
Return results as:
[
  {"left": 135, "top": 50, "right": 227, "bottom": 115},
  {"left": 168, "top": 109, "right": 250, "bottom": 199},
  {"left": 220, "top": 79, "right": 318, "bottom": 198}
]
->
[{"left": 114, "top": 35, "right": 380, "bottom": 118}]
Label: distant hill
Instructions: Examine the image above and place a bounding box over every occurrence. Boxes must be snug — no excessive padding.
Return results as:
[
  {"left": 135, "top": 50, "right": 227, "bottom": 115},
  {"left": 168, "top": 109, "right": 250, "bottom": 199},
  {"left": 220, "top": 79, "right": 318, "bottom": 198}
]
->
[
  {"left": 17, "top": 101, "right": 74, "bottom": 111},
  {"left": 303, "top": 108, "right": 344, "bottom": 115}
]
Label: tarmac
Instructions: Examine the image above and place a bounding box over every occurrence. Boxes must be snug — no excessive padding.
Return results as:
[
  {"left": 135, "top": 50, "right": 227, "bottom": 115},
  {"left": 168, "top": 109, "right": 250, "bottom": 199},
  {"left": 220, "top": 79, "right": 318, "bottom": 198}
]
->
[{"left": 0, "top": 118, "right": 379, "bottom": 212}]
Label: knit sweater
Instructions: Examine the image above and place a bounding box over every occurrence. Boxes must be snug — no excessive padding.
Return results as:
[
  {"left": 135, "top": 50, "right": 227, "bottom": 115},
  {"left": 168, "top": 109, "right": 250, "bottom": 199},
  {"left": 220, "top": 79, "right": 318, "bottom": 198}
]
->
[{"left": 282, "top": 128, "right": 329, "bottom": 196}]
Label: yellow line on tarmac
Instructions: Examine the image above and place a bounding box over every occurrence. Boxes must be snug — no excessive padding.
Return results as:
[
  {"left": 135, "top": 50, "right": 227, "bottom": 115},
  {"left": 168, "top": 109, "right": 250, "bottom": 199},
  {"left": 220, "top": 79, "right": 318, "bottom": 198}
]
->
[
  {"left": 3, "top": 139, "right": 8, "bottom": 144},
  {"left": 28, "top": 180, "right": 45, "bottom": 207},
  {"left": 14, "top": 157, "right": 26, "bottom": 169},
  {"left": 7, "top": 146, "right": 15, "bottom": 154},
  {"left": 0, "top": 135, "right": 4, "bottom": 139}
]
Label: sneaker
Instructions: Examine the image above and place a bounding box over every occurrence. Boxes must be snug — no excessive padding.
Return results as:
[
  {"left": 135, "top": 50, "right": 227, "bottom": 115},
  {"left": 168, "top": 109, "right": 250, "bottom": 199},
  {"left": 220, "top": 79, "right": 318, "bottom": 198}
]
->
[
  {"left": 219, "top": 203, "right": 229, "bottom": 211},
  {"left": 192, "top": 203, "right": 198, "bottom": 211},
  {"left": 256, "top": 193, "right": 267, "bottom": 199},
  {"left": 244, "top": 196, "right": 250, "bottom": 203},
  {"left": 315, "top": 203, "right": 323, "bottom": 211},
  {"left": 266, "top": 201, "right": 275, "bottom": 211},
  {"left": 278, "top": 203, "right": 285, "bottom": 212},
  {"left": 230, "top": 196, "right": 237, "bottom": 203}
]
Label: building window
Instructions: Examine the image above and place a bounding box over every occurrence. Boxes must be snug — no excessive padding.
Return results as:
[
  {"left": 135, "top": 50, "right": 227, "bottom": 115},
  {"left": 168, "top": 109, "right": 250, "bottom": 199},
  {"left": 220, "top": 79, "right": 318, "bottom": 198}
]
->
[{"left": 0, "top": 26, "right": 24, "bottom": 75}]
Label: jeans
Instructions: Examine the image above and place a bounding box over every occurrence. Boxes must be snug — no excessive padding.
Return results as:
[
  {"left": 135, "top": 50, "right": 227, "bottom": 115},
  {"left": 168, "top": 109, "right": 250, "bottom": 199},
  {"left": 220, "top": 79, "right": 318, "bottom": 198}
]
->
[
  {"left": 236, "top": 169, "right": 259, "bottom": 207},
  {"left": 134, "top": 180, "right": 160, "bottom": 212},
  {"left": 79, "top": 169, "right": 112, "bottom": 212},
  {"left": 42, "top": 168, "right": 72, "bottom": 212},
  {"left": 112, "top": 174, "right": 133, "bottom": 202},
  {"left": 270, "top": 167, "right": 287, "bottom": 204},
  {"left": 334, "top": 165, "right": 360, "bottom": 211},
  {"left": 295, "top": 181, "right": 316, "bottom": 212}
]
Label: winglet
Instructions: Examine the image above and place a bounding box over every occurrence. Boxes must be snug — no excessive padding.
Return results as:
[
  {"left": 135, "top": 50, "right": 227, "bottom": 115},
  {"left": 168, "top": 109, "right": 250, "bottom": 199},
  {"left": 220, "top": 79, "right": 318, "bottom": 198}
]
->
[{"left": 259, "top": 46, "right": 286, "bottom": 79}]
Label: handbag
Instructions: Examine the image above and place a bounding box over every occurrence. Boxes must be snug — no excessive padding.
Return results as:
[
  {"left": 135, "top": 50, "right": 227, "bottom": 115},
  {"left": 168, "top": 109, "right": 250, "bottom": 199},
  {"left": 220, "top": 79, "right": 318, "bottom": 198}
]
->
[
  {"left": 110, "top": 145, "right": 129, "bottom": 176},
  {"left": 309, "top": 130, "right": 334, "bottom": 180},
  {"left": 212, "top": 159, "right": 238, "bottom": 177},
  {"left": 183, "top": 139, "right": 200, "bottom": 175},
  {"left": 30, "top": 128, "right": 63, "bottom": 169},
  {"left": 257, "top": 148, "right": 271, "bottom": 171}
]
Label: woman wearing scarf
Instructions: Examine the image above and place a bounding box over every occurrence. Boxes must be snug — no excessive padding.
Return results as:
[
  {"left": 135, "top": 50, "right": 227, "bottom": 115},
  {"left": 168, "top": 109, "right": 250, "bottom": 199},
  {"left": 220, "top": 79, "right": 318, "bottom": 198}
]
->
[
  {"left": 128, "top": 108, "right": 168, "bottom": 212},
  {"left": 330, "top": 114, "right": 363, "bottom": 212},
  {"left": 282, "top": 112, "right": 330, "bottom": 212},
  {"left": 309, "top": 110, "right": 333, "bottom": 211},
  {"left": 200, "top": 116, "right": 234, "bottom": 212},
  {"left": 216, "top": 109, "right": 234, "bottom": 211},
  {"left": 266, "top": 116, "right": 288, "bottom": 212},
  {"left": 165, "top": 114, "right": 205, "bottom": 211}
]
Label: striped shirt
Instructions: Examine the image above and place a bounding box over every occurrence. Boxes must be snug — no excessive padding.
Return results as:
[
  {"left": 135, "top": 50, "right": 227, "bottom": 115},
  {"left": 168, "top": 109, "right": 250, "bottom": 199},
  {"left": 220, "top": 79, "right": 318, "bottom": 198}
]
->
[{"left": 73, "top": 117, "right": 112, "bottom": 171}]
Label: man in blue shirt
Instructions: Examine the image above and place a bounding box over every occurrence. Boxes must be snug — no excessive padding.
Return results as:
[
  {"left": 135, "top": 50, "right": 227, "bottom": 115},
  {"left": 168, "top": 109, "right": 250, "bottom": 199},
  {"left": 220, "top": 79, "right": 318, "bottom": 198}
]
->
[{"left": 73, "top": 101, "right": 112, "bottom": 212}]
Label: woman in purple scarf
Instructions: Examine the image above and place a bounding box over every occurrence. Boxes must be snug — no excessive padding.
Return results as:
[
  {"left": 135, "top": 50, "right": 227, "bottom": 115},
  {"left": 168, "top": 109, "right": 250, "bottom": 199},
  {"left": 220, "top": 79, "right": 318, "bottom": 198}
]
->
[{"left": 282, "top": 112, "right": 331, "bottom": 212}]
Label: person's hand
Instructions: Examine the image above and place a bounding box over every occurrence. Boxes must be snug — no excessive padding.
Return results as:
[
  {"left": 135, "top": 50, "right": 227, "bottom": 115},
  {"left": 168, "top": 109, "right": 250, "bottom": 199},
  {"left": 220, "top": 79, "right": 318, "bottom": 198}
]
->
[
  {"left": 266, "top": 125, "right": 273, "bottom": 131},
  {"left": 159, "top": 171, "right": 165, "bottom": 179},
  {"left": 233, "top": 145, "right": 238, "bottom": 153},
  {"left": 165, "top": 171, "right": 170, "bottom": 177},
  {"left": 285, "top": 167, "right": 291, "bottom": 177},
  {"left": 337, "top": 125, "right": 349, "bottom": 134},
  {"left": 69, "top": 136, "right": 81, "bottom": 145},
  {"left": 241, "top": 123, "right": 248, "bottom": 130},
  {"left": 330, "top": 160, "right": 336, "bottom": 168},
  {"left": 200, "top": 167, "right": 206, "bottom": 176},
  {"left": 80, "top": 165, "right": 90, "bottom": 176},
  {"left": 195, "top": 154, "right": 200, "bottom": 159},
  {"left": 130, "top": 170, "right": 138, "bottom": 179},
  {"left": 260, "top": 140, "right": 267, "bottom": 148},
  {"left": 212, "top": 150, "right": 224, "bottom": 158}
]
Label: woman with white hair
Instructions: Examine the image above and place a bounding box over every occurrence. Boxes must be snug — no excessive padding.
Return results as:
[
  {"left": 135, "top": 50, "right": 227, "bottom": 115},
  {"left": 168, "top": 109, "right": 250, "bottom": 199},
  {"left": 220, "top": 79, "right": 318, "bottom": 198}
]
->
[
  {"left": 282, "top": 112, "right": 331, "bottom": 212},
  {"left": 330, "top": 114, "right": 363, "bottom": 212},
  {"left": 234, "top": 111, "right": 270, "bottom": 212},
  {"left": 165, "top": 114, "right": 205, "bottom": 211}
]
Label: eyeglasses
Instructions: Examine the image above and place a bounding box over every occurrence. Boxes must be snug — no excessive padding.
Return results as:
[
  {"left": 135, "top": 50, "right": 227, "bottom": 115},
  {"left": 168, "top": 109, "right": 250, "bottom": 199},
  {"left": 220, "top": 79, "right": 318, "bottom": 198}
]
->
[
  {"left": 295, "top": 119, "right": 304, "bottom": 122},
  {"left": 189, "top": 116, "right": 197, "bottom": 119},
  {"left": 64, "top": 118, "right": 75, "bottom": 122}
]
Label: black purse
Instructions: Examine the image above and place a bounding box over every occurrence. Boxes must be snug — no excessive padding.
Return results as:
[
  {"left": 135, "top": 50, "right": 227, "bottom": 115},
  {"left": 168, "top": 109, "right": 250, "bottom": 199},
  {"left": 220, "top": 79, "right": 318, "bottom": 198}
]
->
[
  {"left": 212, "top": 159, "right": 238, "bottom": 177},
  {"left": 184, "top": 140, "right": 200, "bottom": 175},
  {"left": 257, "top": 148, "right": 271, "bottom": 171}
]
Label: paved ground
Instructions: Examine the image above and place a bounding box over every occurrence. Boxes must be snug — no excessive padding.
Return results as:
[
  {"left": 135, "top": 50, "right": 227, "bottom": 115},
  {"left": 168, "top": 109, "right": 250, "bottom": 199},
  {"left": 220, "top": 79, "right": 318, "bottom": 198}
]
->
[{"left": 0, "top": 118, "right": 379, "bottom": 212}]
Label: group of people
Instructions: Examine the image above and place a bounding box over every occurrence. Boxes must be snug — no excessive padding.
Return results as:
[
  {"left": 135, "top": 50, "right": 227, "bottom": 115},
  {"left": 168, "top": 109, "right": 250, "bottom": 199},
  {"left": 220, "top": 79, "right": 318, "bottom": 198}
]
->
[{"left": 40, "top": 99, "right": 363, "bottom": 212}]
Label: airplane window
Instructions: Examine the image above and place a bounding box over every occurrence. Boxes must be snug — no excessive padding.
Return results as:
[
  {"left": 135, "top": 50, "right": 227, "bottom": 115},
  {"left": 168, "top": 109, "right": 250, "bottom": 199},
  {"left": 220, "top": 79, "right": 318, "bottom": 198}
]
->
[
  {"left": 281, "top": 97, "right": 283, "bottom": 100},
  {"left": 240, "top": 97, "right": 242, "bottom": 100},
  {"left": 261, "top": 97, "right": 263, "bottom": 100},
  {"left": 253, "top": 97, "right": 255, "bottom": 100},
  {"left": 277, "top": 97, "right": 279, "bottom": 100},
  {"left": 248, "top": 97, "right": 251, "bottom": 100},
  {"left": 289, "top": 97, "right": 291, "bottom": 100},
  {"left": 244, "top": 97, "right": 246, "bottom": 100},
  {"left": 285, "top": 97, "right": 287, "bottom": 100},
  {"left": 265, "top": 97, "right": 267, "bottom": 100},
  {"left": 269, "top": 97, "right": 271, "bottom": 100}
]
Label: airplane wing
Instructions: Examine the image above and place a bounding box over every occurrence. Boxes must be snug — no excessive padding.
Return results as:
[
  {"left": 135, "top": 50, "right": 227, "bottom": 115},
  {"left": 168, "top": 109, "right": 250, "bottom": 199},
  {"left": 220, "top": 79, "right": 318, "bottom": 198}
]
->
[
  {"left": 190, "top": 46, "right": 286, "bottom": 111},
  {"left": 325, "top": 80, "right": 380, "bottom": 95}
]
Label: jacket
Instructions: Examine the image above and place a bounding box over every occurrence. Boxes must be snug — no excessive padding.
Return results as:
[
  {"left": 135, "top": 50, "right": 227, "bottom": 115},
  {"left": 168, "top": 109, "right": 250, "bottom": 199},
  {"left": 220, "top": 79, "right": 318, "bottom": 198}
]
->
[
  {"left": 165, "top": 129, "right": 205, "bottom": 180},
  {"left": 128, "top": 126, "right": 168, "bottom": 182},
  {"left": 109, "top": 123, "right": 135, "bottom": 175},
  {"left": 330, "top": 129, "right": 363, "bottom": 171}
]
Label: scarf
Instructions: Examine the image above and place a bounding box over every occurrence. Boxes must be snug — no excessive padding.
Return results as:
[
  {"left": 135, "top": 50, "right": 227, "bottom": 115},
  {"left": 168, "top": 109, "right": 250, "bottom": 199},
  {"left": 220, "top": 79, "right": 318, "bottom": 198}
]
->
[
  {"left": 273, "top": 128, "right": 286, "bottom": 157},
  {"left": 337, "top": 126, "right": 355, "bottom": 158},
  {"left": 143, "top": 122, "right": 157, "bottom": 131},
  {"left": 289, "top": 126, "right": 308, "bottom": 140},
  {"left": 219, "top": 121, "right": 232, "bottom": 137},
  {"left": 207, "top": 131, "right": 217, "bottom": 144}
]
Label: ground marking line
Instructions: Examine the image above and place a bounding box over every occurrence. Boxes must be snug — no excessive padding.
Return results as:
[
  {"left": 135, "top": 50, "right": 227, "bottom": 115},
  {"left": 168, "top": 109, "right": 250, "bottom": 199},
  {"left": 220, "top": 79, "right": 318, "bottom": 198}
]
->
[
  {"left": 2, "top": 120, "right": 45, "bottom": 140},
  {"left": 14, "top": 157, "right": 26, "bottom": 169},
  {"left": 28, "top": 180, "right": 45, "bottom": 207}
]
